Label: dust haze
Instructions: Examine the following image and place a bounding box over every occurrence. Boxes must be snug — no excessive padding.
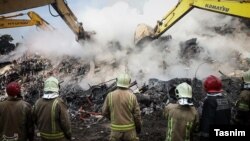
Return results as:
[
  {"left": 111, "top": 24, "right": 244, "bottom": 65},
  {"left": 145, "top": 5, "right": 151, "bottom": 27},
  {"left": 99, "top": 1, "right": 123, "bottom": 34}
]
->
[{"left": 7, "top": 0, "right": 250, "bottom": 87}]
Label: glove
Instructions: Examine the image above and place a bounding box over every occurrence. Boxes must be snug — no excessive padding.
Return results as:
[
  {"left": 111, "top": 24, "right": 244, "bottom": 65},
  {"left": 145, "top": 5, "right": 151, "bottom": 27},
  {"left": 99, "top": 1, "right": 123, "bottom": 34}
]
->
[
  {"left": 136, "top": 126, "right": 141, "bottom": 134},
  {"left": 65, "top": 132, "right": 72, "bottom": 141},
  {"left": 66, "top": 136, "right": 72, "bottom": 141},
  {"left": 134, "top": 118, "right": 142, "bottom": 134}
]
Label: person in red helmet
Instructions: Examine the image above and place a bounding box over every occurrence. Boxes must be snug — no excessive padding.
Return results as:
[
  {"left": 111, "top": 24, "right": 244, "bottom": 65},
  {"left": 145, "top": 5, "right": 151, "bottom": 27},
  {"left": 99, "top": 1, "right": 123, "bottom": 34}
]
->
[
  {"left": 200, "top": 75, "right": 231, "bottom": 141},
  {"left": 0, "top": 82, "right": 34, "bottom": 141}
]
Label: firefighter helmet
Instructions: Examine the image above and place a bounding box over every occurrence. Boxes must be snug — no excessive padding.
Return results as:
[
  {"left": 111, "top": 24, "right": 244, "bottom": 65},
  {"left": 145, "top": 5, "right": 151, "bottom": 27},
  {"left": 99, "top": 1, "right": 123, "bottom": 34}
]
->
[
  {"left": 204, "top": 75, "right": 222, "bottom": 93},
  {"left": 6, "top": 82, "right": 21, "bottom": 97},
  {"left": 243, "top": 70, "right": 250, "bottom": 83},
  {"left": 44, "top": 77, "right": 59, "bottom": 93},
  {"left": 175, "top": 82, "right": 192, "bottom": 98},
  {"left": 117, "top": 73, "right": 131, "bottom": 88}
]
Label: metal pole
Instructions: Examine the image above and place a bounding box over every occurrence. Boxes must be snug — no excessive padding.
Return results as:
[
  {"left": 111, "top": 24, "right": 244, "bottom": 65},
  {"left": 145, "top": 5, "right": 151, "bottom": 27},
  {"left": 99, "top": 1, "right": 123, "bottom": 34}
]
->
[{"left": 194, "top": 60, "right": 215, "bottom": 78}]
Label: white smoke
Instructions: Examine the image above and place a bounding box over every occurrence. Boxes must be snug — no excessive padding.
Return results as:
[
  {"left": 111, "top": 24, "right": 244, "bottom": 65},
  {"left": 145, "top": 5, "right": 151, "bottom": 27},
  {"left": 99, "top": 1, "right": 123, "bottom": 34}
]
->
[
  {"left": 166, "top": 8, "right": 250, "bottom": 78},
  {"left": 5, "top": 0, "right": 250, "bottom": 88}
]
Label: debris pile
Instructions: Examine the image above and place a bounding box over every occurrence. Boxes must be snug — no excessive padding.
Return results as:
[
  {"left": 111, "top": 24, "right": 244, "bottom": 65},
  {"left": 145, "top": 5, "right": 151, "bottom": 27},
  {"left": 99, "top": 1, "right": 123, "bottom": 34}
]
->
[
  {"left": 179, "top": 38, "right": 203, "bottom": 61},
  {"left": 214, "top": 24, "right": 236, "bottom": 35},
  {"left": 0, "top": 36, "right": 245, "bottom": 118},
  {"left": 57, "top": 56, "right": 90, "bottom": 80},
  {"left": 0, "top": 33, "right": 248, "bottom": 140}
]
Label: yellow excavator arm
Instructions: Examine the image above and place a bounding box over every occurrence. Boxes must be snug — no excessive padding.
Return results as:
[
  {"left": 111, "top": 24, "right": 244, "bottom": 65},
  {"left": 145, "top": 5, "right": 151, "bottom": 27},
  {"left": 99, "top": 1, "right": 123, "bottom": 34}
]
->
[
  {"left": 134, "top": 0, "right": 250, "bottom": 45},
  {"left": 0, "top": 11, "right": 53, "bottom": 30},
  {"left": 0, "top": 0, "right": 91, "bottom": 40}
]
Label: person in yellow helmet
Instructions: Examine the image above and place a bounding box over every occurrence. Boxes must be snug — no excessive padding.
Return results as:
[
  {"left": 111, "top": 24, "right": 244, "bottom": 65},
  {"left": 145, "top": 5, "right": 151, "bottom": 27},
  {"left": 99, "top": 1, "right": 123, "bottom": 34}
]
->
[
  {"left": 102, "top": 73, "right": 142, "bottom": 141},
  {"left": 163, "top": 82, "right": 199, "bottom": 141},
  {"left": 32, "top": 77, "right": 72, "bottom": 141},
  {"left": 231, "top": 70, "right": 250, "bottom": 126}
]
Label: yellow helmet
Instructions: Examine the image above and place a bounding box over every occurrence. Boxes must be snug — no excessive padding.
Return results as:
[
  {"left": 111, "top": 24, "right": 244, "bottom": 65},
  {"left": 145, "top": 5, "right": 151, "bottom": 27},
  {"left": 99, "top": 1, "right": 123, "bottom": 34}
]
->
[
  {"left": 117, "top": 73, "right": 131, "bottom": 88},
  {"left": 44, "top": 77, "right": 59, "bottom": 93},
  {"left": 175, "top": 82, "right": 192, "bottom": 98},
  {"left": 243, "top": 70, "right": 250, "bottom": 83}
]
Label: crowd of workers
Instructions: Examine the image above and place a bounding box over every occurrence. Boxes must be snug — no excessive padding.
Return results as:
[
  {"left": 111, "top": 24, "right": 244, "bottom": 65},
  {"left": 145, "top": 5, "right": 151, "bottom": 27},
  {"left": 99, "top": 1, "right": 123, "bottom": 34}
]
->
[{"left": 0, "top": 70, "right": 249, "bottom": 141}]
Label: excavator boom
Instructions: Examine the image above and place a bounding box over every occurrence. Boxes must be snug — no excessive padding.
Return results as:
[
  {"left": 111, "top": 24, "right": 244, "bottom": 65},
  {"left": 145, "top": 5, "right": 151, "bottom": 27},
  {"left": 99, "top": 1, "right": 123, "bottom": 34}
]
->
[
  {"left": 0, "top": 11, "right": 53, "bottom": 30},
  {"left": 0, "top": 19, "right": 35, "bottom": 28},
  {"left": 134, "top": 0, "right": 250, "bottom": 45},
  {"left": 0, "top": 0, "right": 90, "bottom": 40}
]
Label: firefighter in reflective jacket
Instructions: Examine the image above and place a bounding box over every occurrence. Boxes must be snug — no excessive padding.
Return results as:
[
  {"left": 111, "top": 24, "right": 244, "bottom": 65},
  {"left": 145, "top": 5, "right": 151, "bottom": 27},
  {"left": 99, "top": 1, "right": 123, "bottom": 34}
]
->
[
  {"left": 33, "top": 77, "right": 71, "bottom": 141},
  {"left": 0, "top": 82, "right": 34, "bottom": 141},
  {"left": 232, "top": 70, "right": 250, "bottom": 125},
  {"left": 164, "top": 82, "right": 199, "bottom": 141},
  {"left": 102, "top": 73, "right": 142, "bottom": 141},
  {"left": 200, "top": 75, "right": 231, "bottom": 141}
]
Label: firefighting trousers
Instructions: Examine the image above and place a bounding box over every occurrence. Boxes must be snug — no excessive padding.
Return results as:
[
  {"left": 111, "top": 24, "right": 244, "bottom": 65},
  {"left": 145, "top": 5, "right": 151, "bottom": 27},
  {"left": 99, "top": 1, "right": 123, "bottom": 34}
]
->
[{"left": 110, "top": 129, "right": 139, "bottom": 141}]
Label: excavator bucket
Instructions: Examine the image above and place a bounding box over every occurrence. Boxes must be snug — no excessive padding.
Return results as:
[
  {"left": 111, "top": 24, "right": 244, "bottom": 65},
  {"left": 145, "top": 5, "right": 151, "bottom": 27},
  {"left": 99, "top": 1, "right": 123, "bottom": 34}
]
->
[{"left": 134, "top": 24, "right": 155, "bottom": 45}]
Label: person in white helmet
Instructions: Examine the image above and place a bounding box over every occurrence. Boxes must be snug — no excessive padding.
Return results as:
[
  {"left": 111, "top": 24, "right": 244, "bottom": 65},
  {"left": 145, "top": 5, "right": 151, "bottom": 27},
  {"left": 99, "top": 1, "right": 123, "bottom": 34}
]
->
[
  {"left": 163, "top": 82, "right": 199, "bottom": 141},
  {"left": 33, "top": 77, "right": 71, "bottom": 141},
  {"left": 102, "top": 73, "right": 141, "bottom": 141}
]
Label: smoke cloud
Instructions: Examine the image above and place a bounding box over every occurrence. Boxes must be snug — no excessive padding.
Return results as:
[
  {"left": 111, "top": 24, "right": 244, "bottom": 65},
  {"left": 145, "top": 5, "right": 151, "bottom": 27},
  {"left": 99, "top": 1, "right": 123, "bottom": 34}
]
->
[{"left": 6, "top": 0, "right": 250, "bottom": 87}]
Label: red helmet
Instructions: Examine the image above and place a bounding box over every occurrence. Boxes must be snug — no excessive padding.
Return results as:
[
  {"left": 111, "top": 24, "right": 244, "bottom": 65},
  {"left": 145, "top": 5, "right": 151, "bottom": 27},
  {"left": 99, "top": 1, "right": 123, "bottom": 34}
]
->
[
  {"left": 204, "top": 75, "right": 223, "bottom": 93},
  {"left": 6, "top": 82, "right": 21, "bottom": 97}
]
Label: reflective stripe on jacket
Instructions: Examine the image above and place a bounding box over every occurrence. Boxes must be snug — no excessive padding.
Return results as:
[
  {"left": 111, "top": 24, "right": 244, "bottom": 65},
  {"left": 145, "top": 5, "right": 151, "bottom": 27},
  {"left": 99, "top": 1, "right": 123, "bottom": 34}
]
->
[
  {"left": 40, "top": 132, "right": 64, "bottom": 140},
  {"left": 164, "top": 103, "right": 199, "bottom": 141},
  {"left": 232, "top": 90, "right": 250, "bottom": 125},
  {"left": 237, "top": 90, "right": 250, "bottom": 111},
  {"left": 102, "top": 88, "right": 141, "bottom": 131},
  {"left": 33, "top": 97, "right": 71, "bottom": 140}
]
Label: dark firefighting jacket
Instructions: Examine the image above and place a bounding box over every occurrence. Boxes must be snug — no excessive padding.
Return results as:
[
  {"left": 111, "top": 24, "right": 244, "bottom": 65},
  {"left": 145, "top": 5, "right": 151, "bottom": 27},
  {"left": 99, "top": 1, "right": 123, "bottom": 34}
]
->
[
  {"left": 102, "top": 88, "right": 142, "bottom": 132},
  {"left": 163, "top": 103, "right": 199, "bottom": 141},
  {"left": 200, "top": 93, "right": 231, "bottom": 138},
  {"left": 0, "top": 97, "right": 34, "bottom": 141},
  {"left": 33, "top": 97, "right": 71, "bottom": 141}
]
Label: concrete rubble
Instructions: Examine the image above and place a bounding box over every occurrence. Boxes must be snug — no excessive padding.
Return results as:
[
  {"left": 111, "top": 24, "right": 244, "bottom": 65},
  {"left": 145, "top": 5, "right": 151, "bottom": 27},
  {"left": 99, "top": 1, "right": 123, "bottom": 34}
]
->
[
  {"left": 0, "top": 30, "right": 249, "bottom": 140},
  {"left": 0, "top": 52, "right": 243, "bottom": 117}
]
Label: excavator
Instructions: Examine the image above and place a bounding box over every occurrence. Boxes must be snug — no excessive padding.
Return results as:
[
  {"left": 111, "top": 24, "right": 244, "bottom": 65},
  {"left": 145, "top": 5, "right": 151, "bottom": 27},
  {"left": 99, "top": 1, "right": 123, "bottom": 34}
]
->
[
  {"left": 0, "top": 11, "right": 54, "bottom": 31},
  {"left": 134, "top": 0, "right": 250, "bottom": 45},
  {"left": 0, "top": 0, "right": 91, "bottom": 40}
]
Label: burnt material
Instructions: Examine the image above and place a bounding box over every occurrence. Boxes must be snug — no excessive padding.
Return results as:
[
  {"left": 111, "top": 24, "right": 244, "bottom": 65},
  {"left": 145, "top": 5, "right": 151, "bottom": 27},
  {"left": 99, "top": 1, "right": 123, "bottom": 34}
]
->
[{"left": 179, "top": 38, "right": 203, "bottom": 60}]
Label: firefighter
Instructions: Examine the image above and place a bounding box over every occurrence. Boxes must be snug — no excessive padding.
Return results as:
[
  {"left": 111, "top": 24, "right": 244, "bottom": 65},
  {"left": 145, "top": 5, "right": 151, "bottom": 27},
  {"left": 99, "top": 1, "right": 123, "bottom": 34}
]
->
[
  {"left": 200, "top": 75, "right": 231, "bottom": 141},
  {"left": 231, "top": 70, "right": 250, "bottom": 125},
  {"left": 33, "top": 76, "right": 71, "bottom": 141},
  {"left": 164, "top": 82, "right": 199, "bottom": 141},
  {"left": 102, "top": 73, "right": 141, "bottom": 141},
  {"left": 0, "top": 82, "right": 34, "bottom": 141}
]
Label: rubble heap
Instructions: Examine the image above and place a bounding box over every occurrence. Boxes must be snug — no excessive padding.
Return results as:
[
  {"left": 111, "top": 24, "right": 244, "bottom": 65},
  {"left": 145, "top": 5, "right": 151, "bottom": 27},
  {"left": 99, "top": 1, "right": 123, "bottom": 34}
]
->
[{"left": 0, "top": 32, "right": 247, "bottom": 140}]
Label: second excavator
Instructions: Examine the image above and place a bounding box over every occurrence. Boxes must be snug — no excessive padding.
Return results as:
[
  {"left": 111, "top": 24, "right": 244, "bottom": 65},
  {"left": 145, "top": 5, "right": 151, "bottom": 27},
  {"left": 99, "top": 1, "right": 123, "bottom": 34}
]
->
[
  {"left": 0, "top": 0, "right": 92, "bottom": 41},
  {"left": 134, "top": 0, "right": 250, "bottom": 45},
  {"left": 0, "top": 11, "right": 54, "bottom": 31}
]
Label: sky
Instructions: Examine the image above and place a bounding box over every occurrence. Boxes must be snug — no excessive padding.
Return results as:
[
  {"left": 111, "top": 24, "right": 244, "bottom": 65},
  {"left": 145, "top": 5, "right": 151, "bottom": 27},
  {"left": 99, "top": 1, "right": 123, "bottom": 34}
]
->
[
  {"left": 1, "top": 0, "right": 173, "bottom": 42},
  {"left": 0, "top": 0, "right": 102, "bottom": 41}
]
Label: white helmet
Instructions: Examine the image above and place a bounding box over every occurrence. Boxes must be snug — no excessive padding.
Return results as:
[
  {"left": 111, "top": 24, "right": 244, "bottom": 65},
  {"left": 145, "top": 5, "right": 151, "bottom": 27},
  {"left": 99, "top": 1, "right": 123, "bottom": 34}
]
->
[
  {"left": 175, "top": 82, "right": 193, "bottom": 105},
  {"left": 44, "top": 77, "right": 59, "bottom": 93},
  {"left": 116, "top": 73, "right": 131, "bottom": 88}
]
